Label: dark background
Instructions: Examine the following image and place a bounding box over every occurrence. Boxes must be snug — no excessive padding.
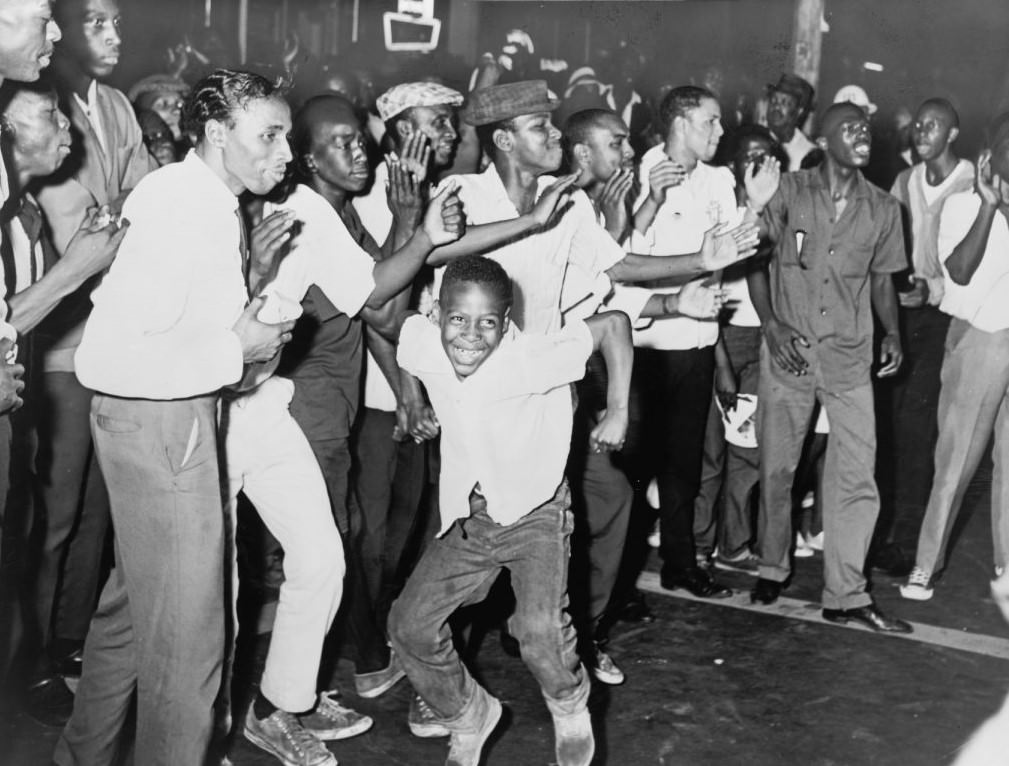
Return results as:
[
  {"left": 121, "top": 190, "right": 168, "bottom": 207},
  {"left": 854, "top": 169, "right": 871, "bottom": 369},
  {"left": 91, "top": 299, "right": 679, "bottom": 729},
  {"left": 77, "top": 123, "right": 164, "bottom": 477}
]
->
[{"left": 111, "top": 0, "right": 1009, "bottom": 159}]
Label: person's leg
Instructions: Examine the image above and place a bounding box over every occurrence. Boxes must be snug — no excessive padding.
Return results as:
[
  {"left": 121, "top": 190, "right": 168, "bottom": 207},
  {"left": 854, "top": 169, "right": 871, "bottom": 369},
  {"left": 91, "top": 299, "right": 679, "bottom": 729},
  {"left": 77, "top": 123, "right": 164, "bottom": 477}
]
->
[
  {"left": 718, "top": 326, "right": 763, "bottom": 559},
  {"left": 231, "top": 392, "right": 344, "bottom": 714},
  {"left": 818, "top": 382, "right": 879, "bottom": 610},
  {"left": 353, "top": 408, "right": 397, "bottom": 604},
  {"left": 388, "top": 511, "right": 502, "bottom": 724},
  {"left": 56, "top": 396, "right": 224, "bottom": 766},
  {"left": 504, "top": 486, "right": 593, "bottom": 765},
  {"left": 304, "top": 433, "right": 388, "bottom": 674},
  {"left": 654, "top": 348, "right": 715, "bottom": 575},
  {"left": 914, "top": 322, "right": 1009, "bottom": 575},
  {"left": 33, "top": 372, "right": 110, "bottom": 654},
  {"left": 692, "top": 390, "right": 726, "bottom": 562},
  {"left": 755, "top": 349, "right": 816, "bottom": 583},
  {"left": 991, "top": 387, "right": 1009, "bottom": 574}
]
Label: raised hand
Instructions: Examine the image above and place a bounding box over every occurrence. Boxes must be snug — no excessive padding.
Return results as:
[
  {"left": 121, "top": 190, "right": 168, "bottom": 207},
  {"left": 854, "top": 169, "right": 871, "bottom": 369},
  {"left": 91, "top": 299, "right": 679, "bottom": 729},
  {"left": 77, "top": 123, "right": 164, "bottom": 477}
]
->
[
  {"left": 387, "top": 158, "right": 425, "bottom": 229},
  {"left": 529, "top": 173, "right": 578, "bottom": 227},
  {"left": 422, "top": 182, "right": 465, "bottom": 247},
  {"left": 976, "top": 150, "right": 1004, "bottom": 209},
  {"left": 648, "top": 158, "right": 687, "bottom": 203},
  {"left": 599, "top": 168, "right": 634, "bottom": 240},
  {"left": 392, "top": 130, "right": 433, "bottom": 182},
  {"left": 676, "top": 280, "right": 726, "bottom": 319},
  {"left": 249, "top": 209, "right": 297, "bottom": 286},
  {"left": 699, "top": 222, "right": 760, "bottom": 271},
  {"left": 744, "top": 155, "right": 782, "bottom": 210}
]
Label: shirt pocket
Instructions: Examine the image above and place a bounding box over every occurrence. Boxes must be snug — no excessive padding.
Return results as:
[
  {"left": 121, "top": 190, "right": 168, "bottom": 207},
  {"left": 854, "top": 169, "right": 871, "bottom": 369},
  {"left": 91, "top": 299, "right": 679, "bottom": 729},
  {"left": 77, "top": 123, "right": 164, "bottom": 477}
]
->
[{"left": 840, "top": 233, "right": 877, "bottom": 278}]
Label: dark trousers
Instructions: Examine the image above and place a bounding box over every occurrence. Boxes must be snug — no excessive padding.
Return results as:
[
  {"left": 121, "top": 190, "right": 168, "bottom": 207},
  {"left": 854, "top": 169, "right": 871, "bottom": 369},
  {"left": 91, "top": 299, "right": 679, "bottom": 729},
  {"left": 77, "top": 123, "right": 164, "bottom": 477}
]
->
[
  {"left": 291, "top": 425, "right": 387, "bottom": 674},
  {"left": 353, "top": 408, "right": 428, "bottom": 639},
  {"left": 626, "top": 346, "right": 715, "bottom": 574},
  {"left": 32, "top": 371, "right": 110, "bottom": 650},
  {"left": 875, "top": 306, "right": 950, "bottom": 551}
]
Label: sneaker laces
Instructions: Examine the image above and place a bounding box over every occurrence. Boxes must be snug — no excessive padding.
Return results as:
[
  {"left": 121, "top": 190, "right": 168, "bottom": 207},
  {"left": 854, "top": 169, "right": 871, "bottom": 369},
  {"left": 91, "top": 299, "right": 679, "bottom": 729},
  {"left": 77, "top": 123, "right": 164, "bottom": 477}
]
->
[
  {"left": 413, "top": 694, "right": 438, "bottom": 722},
  {"left": 907, "top": 566, "right": 930, "bottom": 587},
  {"left": 275, "top": 711, "right": 325, "bottom": 759}
]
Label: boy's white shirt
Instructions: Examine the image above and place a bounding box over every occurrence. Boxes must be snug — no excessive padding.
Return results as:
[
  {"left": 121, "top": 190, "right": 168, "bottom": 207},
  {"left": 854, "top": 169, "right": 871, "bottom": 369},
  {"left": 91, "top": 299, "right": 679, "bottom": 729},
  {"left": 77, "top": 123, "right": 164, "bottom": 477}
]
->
[{"left": 397, "top": 314, "right": 593, "bottom": 534}]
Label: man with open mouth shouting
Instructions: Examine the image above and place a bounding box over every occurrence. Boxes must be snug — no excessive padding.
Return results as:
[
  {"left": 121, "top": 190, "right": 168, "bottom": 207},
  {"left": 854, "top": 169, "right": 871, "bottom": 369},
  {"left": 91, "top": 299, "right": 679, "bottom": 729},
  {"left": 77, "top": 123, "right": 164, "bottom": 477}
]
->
[{"left": 746, "top": 101, "right": 914, "bottom": 635}]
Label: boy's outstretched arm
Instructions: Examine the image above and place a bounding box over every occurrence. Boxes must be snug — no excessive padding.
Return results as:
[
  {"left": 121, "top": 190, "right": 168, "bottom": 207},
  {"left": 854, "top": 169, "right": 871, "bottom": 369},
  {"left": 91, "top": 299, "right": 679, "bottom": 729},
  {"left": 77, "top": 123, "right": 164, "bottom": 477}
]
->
[{"left": 583, "top": 310, "right": 633, "bottom": 453}]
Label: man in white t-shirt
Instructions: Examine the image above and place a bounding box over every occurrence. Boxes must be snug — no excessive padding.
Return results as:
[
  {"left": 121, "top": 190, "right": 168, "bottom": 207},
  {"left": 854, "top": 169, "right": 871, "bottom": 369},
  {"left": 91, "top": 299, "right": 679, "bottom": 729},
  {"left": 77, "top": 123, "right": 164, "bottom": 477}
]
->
[
  {"left": 874, "top": 98, "right": 973, "bottom": 576},
  {"left": 901, "top": 116, "right": 1009, "bottom": 601}
]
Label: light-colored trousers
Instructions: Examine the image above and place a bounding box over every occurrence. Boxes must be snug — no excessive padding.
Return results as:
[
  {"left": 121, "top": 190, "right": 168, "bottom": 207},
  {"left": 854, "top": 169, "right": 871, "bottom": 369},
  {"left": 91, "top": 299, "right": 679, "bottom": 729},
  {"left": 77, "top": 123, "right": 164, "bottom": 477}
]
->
[
  {"left": 755, "top": 345, "right": 878, "bottom": 610},
  {"left": 225, "top": 377, "right": 345, "bottom": 713},
  {"left": 914, "top": 319, "right": 1009, "bottom": 575}
]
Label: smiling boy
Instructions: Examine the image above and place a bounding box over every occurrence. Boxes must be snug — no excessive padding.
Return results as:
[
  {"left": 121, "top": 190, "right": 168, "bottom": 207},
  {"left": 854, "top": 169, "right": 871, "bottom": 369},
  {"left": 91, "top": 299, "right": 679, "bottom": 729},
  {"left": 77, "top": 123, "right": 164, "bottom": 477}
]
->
[{"left": 388, "top": 255, "right": 632, "bottom": 766}]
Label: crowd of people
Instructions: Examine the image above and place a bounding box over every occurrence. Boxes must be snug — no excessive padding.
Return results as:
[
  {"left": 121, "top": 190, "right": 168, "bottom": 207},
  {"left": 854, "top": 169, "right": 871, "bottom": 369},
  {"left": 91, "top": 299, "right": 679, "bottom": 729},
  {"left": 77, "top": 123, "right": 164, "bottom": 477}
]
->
[{"left": 0, "top": 1, "right": 1008, "bottom": 765}]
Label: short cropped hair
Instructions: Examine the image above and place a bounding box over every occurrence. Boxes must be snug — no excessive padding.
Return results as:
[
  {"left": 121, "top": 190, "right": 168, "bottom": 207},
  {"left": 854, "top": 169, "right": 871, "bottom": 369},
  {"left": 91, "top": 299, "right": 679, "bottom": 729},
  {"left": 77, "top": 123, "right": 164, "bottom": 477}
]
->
[
  {"left": 919, "top": 97, "right": 960, "bottom": 130},
  {"left": 440, "top": 255, "right": 513, "bottom": 309},
  {"left": 181, "top": 68, "right": 281, "bottom": 144},
  {"left": 657, "top": 85, "right": 716, "bottom": 136}
]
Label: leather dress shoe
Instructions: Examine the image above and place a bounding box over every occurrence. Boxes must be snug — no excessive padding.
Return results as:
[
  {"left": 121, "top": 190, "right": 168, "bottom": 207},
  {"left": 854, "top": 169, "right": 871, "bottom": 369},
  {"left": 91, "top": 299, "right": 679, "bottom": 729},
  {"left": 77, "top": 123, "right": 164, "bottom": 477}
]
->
[
  {"left": 660, "top": 566, "right": 732, "bottom": 599},
  {"left": 869, "top": 543, "right": 913, "bottom": 578},
  {"left": 822, "top": 603, "right": 912, "bottom": 634},
  {"left": 57, "top": 648, "right": 84, "bottom": 679},
  {"left": 750, "top": 577, "right": 784, "bottom": 605}
]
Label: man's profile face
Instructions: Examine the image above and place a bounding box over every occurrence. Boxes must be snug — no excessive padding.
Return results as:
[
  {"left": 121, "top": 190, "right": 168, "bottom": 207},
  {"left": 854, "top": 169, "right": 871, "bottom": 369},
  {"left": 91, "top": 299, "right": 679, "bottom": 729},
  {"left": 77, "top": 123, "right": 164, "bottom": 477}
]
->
[
  {"left": 61, "top": 0, "right": 121, "bottom": 79},
  {"left": 407, "top": 104, "right": 458, "bottom": 168},
  {"left": 988, "top": 142, "right": 1009, "bottom": 202},
  {"left": 912, "top": 104, "right": 956, "bottom": 163},
  {"left": 306, "top": 105, "right": 369, "bottom": 194},
  {"left": 0, "top": 0, "right": 61, "bottom": 83},
  {"left": 580, "top": 114, "right": 634, "bottom": 183},
  {"left": 767, "top": 90, "right": 800, "bottom": 133},
  {"left": 505, "top": 111, "right": 563, "bottom": 174},
  {"left": 220, "top": 95, "right": 293, "bottom": 196},
  {"left": 679, "top": 97, "right": 723, "bottom": 163},
  {"left": 437, "top": 280, "right": 509, "bottom": 380},
  {"left": 821, "top": 106, "right": 871, "bottom": 169},
  {"left": 5, "top": 88, "right": 71, "bottom": 178}
]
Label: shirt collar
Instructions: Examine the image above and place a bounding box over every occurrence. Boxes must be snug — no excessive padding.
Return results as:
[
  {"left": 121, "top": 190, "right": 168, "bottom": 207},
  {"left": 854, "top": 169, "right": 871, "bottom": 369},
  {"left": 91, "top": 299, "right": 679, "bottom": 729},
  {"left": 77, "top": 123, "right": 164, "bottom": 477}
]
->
[
  {"left": 814, "top": 162, "right": 871, "bottom": 201},
  {"left": 183, "top": 149, "right": 240, "bottom": 212}
]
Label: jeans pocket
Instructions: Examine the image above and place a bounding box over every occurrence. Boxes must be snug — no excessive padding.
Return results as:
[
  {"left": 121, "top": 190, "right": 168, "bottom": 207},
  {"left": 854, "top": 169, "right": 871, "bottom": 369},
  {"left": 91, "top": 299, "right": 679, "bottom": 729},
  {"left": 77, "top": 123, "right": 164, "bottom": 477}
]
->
[{"left": 95, "top": 414, "right": 141, "bottom": 434}]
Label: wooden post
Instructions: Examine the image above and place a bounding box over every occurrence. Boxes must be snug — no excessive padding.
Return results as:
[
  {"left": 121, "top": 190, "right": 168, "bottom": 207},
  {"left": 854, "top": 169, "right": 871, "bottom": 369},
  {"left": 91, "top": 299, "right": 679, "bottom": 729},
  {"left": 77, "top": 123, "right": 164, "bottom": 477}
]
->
[
  {"left": 789, "top": 0, "right": 824, "bottom": 91},
  {"left": 238, "top": 0, "right": 248, "bottom": 64}
]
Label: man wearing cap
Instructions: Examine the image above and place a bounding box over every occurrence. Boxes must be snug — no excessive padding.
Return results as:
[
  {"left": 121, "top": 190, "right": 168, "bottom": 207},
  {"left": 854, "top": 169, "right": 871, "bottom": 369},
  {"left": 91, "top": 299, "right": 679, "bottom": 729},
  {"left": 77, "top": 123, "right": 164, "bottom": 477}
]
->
[
  {"left": 127, "top": 72, "right": 189, "bottom": 144},
  {"left": 766, "top": 73, "right": 817, "bottom": 171},
  {"left": 745, "top": 102, "right": 912, "bottom": 635}
]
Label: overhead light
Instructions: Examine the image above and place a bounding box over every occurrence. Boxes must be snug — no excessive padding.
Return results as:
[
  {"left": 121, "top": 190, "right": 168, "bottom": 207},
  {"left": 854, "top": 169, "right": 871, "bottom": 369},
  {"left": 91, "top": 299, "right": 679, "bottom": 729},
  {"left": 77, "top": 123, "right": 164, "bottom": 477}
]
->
[{"left": 863, "top": 61, "right": 884, "bottom": 72}]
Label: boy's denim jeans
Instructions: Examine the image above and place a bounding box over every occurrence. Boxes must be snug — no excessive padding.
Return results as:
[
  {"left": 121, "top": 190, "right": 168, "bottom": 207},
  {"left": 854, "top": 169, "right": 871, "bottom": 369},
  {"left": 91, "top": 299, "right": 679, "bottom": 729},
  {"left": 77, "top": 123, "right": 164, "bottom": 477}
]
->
[{"left": 389, "top": 481, "right": 590, "bottom": 729}]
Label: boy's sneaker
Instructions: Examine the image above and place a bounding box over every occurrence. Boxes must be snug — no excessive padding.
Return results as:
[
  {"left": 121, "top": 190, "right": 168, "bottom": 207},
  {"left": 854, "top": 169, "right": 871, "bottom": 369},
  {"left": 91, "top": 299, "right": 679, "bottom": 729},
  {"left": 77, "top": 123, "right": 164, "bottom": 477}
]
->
[
  {"left": 446, "top": 694, "right": 502, "bottom": 766},
  {"left": 408, "top": 693, "right": 450, "bottom": 738},
  {"left": 590, "top": 645, "right": 625, "bottom": 686},
  {"left": 244, "top": 707, "right": 337, "bottom": 766},
  {"left": 299, "top": 690, "right": 373, "bottom": 741},
  {"left": 353, "top": 651, "right": 406, "bottom": 699},
  {"left": 794, "top": 532, "right": 815, "bottom": 558},
  {"left": 713, "top": 549, "right": 760, "bottom": 575},
  {"left": 553, "top": 708, "right": 595, "bottom": 766},
  {"left": 899, "top": 567, "right": 934, "bottom": 601}
]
